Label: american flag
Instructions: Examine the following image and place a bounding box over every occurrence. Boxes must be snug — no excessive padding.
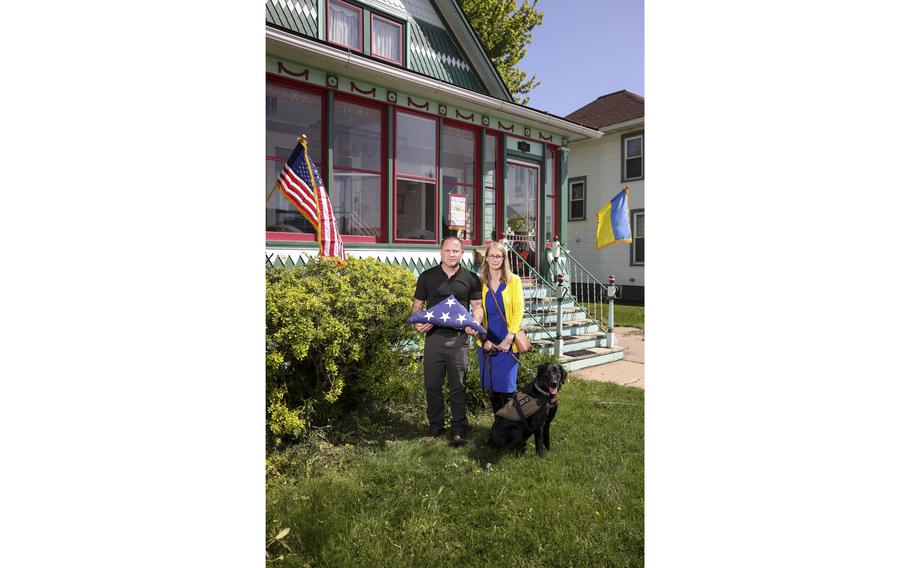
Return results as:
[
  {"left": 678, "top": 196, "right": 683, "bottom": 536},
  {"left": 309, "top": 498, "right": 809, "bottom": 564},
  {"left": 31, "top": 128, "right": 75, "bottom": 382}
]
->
[
  {"left": 275, "top": 135, "right": 347, "bottom": 265},
  {"left": 406, "top": 295, "right": 486, "bottom": 334}
]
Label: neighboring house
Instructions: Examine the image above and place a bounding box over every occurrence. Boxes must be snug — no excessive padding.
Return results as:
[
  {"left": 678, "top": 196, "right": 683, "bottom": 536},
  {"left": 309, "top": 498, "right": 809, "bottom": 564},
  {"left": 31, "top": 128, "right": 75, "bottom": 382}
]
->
[
  {"left": 564, "top": 90, "right": 644, "bottom": 303},
  {"left": 265, "top": 0, "right": 602, "bottom": 276}
]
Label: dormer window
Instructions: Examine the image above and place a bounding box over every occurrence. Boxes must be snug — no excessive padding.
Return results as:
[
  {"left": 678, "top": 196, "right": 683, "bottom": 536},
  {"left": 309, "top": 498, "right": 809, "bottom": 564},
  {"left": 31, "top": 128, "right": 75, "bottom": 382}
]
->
[
  {"left": 328, "top": 0, "right": 363, "bottom": 52},
  {"left": 371, "top": 14, "right": 403, "bottom": 65}
]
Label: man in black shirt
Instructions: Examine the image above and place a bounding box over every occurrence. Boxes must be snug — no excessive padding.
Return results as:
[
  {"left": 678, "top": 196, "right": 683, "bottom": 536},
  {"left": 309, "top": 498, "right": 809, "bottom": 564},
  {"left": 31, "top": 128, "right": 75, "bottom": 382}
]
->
[{"left": 411, "top": 237, "right": 483, "bottom": 447}]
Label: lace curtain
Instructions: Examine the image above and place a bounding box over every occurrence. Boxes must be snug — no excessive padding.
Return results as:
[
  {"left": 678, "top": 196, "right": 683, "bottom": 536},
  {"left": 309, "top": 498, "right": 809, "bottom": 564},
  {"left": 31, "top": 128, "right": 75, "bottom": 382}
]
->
[
  {"left": 329, "top": 1, "right": 361, "bottom": 50},
  {"left": 372, "top": 18, "right": 400, "bottom": 62}
]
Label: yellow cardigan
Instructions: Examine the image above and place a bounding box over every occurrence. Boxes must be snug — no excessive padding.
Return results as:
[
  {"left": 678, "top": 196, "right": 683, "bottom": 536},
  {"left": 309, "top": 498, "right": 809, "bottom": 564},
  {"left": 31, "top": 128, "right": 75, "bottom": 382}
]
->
[{"left": 476, "top": 274, "right": 525, "bottom": 351}]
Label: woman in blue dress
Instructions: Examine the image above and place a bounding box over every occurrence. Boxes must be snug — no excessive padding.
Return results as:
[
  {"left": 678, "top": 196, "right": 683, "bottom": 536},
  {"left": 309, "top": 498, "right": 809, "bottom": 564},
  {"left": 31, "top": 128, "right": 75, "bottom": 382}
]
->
[{"left": 476, "top": 242, "right": 525, "bottom": 413}]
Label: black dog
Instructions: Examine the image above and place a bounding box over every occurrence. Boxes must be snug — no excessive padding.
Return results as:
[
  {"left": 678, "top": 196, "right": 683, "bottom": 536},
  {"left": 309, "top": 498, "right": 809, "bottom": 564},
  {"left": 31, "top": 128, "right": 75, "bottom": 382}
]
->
[{"left": 487, "top": 363, "right": 566, "bottom": 457}]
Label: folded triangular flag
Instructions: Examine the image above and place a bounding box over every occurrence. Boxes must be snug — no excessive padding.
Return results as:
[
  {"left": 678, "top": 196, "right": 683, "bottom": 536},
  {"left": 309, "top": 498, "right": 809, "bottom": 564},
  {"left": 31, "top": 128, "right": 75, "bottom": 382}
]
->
[{"left": 406, "top": 295, "right": 486, "bottom": 334}]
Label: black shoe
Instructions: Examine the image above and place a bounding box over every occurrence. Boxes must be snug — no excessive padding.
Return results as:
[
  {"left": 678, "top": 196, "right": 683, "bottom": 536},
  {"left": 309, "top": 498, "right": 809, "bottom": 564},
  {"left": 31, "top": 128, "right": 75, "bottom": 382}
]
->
[{"left": 449, "top": 432, "right": 467, "bottom": 447}]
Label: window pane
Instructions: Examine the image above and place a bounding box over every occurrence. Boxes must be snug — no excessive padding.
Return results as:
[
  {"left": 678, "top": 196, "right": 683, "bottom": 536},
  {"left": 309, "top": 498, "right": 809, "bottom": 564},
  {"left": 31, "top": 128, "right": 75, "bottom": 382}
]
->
[
  {"left": 395, "top": 179, "right": 436, "bottom": 240},
  {"left": 442, "top": 125, "right": 475, "bottom": 185},
  {"left": 544, "top": 195, "right": 554, "bottom": 240},
  {"left": 545, "top": 148, "right": 554, "bottom": 196},
  {"left": 626, "top": 157, "right": 642, "bottom": 179},
  {"left": 442, "top": 182, "right": 473, "bottom": 241},
  {"left": 396, "top": 111, "right": 436, "bottom": 179},
  {"left": 483, "top": 187, "right": 497, "bottom": 241},
  {"left": 635, "top": 213, "right": 645, "bottom": 237},
  {"left": 372, "top": 17, "right": 401, "bottom": 62},
  {"left": 626, "top": 137, "right": 642, "bottom": 158},
  {"left": 571, "top": 200, "right": 584, "bottom": 220},
  {"left": 266, "top": 83, "right": 321, "bottom": 234},
  {"left": 267, "top": 158, "right": 316, "bottom": 233},
  {"left": 482, "top": 135, "right": 498, "bottom": 241},
  {"left": 504, "top": 163, "right": 538, "bottom": 233},
  {"left": 329, "top": 0, "right": 361, "bottom": 50},
  {"left": 571, "top": 182, "right": 584, "bottom": 200},
  {"left": 267, "top": 84, "right": 322, "bottom": 159},
  {"left": 333, "top": 100, "right": 381, "bottom": 172},
  {"left": 634, "top": 237, "right": 645, "bottom": 263},
  {"left": 331, "top": 172, "right": 382, "bottom": 237},
  {"left": 483, "top": 134, "right": 497, "bottom": 188}
]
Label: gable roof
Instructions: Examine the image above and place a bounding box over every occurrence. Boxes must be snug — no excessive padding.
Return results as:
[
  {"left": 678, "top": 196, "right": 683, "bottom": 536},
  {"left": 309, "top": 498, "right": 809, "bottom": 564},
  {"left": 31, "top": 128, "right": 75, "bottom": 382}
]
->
[
  {"left": 264, "top": 0, "right": 512, "bottom": 100},
  {"left": 564, "top": 90, "right": 644, "bottom": 130}
]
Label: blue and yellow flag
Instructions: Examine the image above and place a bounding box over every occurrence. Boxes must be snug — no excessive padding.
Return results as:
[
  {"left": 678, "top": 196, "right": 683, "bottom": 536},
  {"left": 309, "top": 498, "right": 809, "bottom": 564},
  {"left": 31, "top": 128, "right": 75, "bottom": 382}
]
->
[{"left": 595, "top": 188, "right": 632, "bottom": 249}]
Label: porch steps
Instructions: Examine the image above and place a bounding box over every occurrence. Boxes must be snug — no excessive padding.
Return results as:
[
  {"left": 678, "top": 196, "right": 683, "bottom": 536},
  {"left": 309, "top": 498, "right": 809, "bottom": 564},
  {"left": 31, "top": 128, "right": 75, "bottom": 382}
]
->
[{"left": 520, "top": 288, "right": 624, "bottom": 370}]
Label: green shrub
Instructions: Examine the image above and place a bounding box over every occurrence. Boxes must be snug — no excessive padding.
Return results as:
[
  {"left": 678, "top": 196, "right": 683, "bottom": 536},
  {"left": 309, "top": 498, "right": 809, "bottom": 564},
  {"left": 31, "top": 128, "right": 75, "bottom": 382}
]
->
[{"left": 265, "top": 258, "right": 419, "bottom": 448}]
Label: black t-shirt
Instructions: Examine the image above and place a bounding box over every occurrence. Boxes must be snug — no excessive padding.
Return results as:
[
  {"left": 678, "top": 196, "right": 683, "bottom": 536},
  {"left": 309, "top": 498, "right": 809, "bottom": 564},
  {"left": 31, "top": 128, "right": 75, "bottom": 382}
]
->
[{"left": 414, "top": 264, "right": 482, "bottom": 316}]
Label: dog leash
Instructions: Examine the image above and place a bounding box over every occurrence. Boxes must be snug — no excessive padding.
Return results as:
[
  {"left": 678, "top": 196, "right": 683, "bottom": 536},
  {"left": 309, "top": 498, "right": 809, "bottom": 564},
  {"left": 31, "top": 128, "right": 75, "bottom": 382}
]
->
[{"left": 489, "top": 288, "right": 521, "bottom": 362}]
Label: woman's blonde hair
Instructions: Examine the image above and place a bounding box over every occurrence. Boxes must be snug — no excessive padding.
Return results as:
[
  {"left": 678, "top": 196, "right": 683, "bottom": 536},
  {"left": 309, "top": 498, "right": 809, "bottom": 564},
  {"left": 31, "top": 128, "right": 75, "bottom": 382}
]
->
[{"left": 480, "top": 241, "right": 514, "bottom": 289}]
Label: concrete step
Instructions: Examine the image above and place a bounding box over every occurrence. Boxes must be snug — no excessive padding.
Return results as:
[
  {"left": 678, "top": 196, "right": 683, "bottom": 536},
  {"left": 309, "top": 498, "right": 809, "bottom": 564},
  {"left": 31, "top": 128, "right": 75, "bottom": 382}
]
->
[
  {"left": 559, "top": 346, "right": 626, "bottom": 371},
  {"left": 525, "top": 318, "right": 599, "bottom": 333},
  {"left": 525, "top": 307, "right": 584, "bottom": 325},
  {"left": 530, "top": 331, "right": 607, "bottom": 351}
]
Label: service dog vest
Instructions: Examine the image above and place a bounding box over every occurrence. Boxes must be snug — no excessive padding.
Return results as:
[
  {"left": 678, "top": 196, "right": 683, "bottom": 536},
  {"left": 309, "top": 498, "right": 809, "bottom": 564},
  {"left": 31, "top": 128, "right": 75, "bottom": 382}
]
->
[{"left": 495, "top": 393, "right": 545, "bottom": 421}]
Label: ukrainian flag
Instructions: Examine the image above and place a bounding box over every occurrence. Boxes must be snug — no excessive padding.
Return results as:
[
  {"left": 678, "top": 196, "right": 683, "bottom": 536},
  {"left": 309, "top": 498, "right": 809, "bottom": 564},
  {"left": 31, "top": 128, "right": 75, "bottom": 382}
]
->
[{"left": 596, "top": 188, "right": 632, "bottom": 249}]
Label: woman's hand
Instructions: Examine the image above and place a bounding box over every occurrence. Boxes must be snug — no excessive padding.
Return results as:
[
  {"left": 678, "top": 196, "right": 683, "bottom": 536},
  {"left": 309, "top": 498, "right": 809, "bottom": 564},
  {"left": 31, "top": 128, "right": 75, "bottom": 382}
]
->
[
  {"left": 497, "top": 339, "right": 512, "bottom": 352},
  {"left": 483, "top": 340, "right": 495, "bottom": 352}
]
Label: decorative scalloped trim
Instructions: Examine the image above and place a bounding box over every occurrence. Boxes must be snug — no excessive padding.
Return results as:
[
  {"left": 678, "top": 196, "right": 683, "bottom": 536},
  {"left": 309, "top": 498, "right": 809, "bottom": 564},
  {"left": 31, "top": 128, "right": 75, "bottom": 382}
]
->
[
  {"left": 350, "top": 81, "right": 377, "bottom": 97},
  {"left": 455, "top": 110, "right": 475, "bottom": 121},
  {"left": 277, "top": 61, "right": 309, "bottom": 78},
  {"left": 407, "top": 96, "right": 429, "bottom": 110},
  {"left": 498, "top": 121, "right": 514, "bottom": 132}
]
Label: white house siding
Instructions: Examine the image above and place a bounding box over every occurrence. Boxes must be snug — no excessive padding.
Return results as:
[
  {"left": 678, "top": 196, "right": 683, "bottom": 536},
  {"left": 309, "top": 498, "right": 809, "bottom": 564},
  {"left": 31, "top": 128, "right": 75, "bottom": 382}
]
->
[{"left": 566, "top": 131, "right": 644, "bottom": 293}]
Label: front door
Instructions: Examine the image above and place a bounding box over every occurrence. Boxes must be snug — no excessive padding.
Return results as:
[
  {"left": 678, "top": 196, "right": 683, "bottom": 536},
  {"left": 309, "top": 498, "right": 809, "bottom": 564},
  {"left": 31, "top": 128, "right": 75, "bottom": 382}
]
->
[{"left": 505, "top": 160, "right": 540, "bottom": 272}]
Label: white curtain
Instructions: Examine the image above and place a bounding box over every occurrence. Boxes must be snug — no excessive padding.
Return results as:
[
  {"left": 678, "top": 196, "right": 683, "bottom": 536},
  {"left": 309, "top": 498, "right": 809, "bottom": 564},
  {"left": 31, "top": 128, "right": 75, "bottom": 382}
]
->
[
  {"left": 372, "top": 19, "right": 400, "bottom": 62},
  {"left": 330, "top": 2, "right": 361, "bottom": 50}
]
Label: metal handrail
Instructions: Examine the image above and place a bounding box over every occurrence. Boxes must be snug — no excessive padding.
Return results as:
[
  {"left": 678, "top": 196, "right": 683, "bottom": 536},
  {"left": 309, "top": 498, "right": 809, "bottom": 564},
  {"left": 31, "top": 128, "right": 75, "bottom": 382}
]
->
[
  {"left": 558, "top": 247, "right": 612, "bottom": 334},
  {"left": 500, "top": 240, "right": 557, "bottom": 343}
]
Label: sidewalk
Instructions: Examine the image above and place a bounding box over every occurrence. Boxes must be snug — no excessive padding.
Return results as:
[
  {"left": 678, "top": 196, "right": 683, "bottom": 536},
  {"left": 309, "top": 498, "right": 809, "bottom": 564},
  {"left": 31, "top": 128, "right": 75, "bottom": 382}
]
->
[{"left": 570, "top": 327, "right": 644, "bottom": 388}]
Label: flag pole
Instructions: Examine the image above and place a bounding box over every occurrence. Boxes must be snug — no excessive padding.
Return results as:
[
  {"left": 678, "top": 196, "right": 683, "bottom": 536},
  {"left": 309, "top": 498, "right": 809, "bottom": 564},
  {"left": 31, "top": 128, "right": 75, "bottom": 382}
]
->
[{"left": 298, "top": 134, "right": 326, "bottom": 260}]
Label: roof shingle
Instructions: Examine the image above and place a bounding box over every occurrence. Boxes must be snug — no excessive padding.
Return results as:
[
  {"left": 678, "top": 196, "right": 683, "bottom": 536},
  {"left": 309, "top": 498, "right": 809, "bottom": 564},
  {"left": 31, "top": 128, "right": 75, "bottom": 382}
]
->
[{"left": 564, "top": 90, "right": 644, "bottom": 129}]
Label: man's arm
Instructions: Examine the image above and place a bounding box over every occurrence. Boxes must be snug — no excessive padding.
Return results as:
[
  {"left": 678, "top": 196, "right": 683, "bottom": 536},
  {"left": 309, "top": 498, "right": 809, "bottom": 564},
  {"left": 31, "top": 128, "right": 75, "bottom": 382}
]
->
[{"left": 411, "top": 298, "right": 432, "bottom": 334}]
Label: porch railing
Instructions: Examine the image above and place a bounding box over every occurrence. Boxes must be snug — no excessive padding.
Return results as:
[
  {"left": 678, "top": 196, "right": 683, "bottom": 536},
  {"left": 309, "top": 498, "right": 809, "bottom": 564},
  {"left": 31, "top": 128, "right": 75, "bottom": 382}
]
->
[
  {"left": 500, "top": 239, "right": 557, "bottom": 345},
  {"left": 552, "top": 241, "right": 613, "bottom": 337}
]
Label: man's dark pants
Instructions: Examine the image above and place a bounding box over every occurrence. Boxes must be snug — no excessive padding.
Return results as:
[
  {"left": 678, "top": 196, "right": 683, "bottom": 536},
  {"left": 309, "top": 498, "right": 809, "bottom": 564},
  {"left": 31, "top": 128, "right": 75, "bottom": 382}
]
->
[{"left": 423, "top": 329, "right": 469, "bottom": 435}]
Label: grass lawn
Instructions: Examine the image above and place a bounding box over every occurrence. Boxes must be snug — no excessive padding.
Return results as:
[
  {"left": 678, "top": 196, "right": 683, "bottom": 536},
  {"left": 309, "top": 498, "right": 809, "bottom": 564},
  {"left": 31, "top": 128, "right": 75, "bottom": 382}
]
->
[
  {"left": 266, "top": 378, "right": 644, "bottom": 567},
  {"left": 579, "top": 302, "right": 644, "bottom": 332}
]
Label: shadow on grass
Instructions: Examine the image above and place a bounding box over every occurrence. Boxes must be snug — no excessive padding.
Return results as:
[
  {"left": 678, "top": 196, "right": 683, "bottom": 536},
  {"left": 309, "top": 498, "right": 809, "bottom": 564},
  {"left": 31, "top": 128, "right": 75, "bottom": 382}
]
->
[
  {"left": 315, "top": 399, "right": 430, "bottom": 448},
  {"left": 465, "top": 428, "right": 508, "bottom": 466}
]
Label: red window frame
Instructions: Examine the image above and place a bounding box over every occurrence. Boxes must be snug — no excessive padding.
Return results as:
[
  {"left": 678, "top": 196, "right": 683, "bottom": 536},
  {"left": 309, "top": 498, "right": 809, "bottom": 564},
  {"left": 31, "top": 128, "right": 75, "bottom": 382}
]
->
[
  {"left": 370, "top": 13, "right": 403, "bottom": 66},
  {"left": 266, "top": 73, "right": 327, "bottom": 243},
  {"left": 326, "top": 0, "right": 364, "bottom": 53},
  {"left": 331, "top": 92, "right": 388, "bottom": 243},
  {"left": 393, "top": 107, "right": 439, "bottom": 244},
  {"left": 441, "top": 119, "right": 481, "bottom": 245},
  {"left": 484, "top": 131, "right": 501, "bottom": 242}
]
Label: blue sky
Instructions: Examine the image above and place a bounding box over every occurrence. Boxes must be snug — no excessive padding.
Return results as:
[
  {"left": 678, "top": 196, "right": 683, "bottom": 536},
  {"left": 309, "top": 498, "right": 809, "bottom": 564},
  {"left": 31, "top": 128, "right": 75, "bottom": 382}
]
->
[{"left": 520, "top": 0, "right": 644, "bottom": 116}]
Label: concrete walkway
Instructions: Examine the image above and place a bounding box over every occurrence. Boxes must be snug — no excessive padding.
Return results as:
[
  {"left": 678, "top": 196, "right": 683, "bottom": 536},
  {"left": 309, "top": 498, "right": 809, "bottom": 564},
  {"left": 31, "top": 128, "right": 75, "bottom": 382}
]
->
[{"left": 570, "top": 326, "right": 644, "bottom": 388}]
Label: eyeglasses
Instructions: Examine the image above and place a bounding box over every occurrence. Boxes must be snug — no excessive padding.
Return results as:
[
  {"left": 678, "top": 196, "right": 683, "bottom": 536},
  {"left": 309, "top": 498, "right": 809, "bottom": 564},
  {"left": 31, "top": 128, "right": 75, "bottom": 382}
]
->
[{"left": 487, "top": 255, "right": 504, "bottom": 260}]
